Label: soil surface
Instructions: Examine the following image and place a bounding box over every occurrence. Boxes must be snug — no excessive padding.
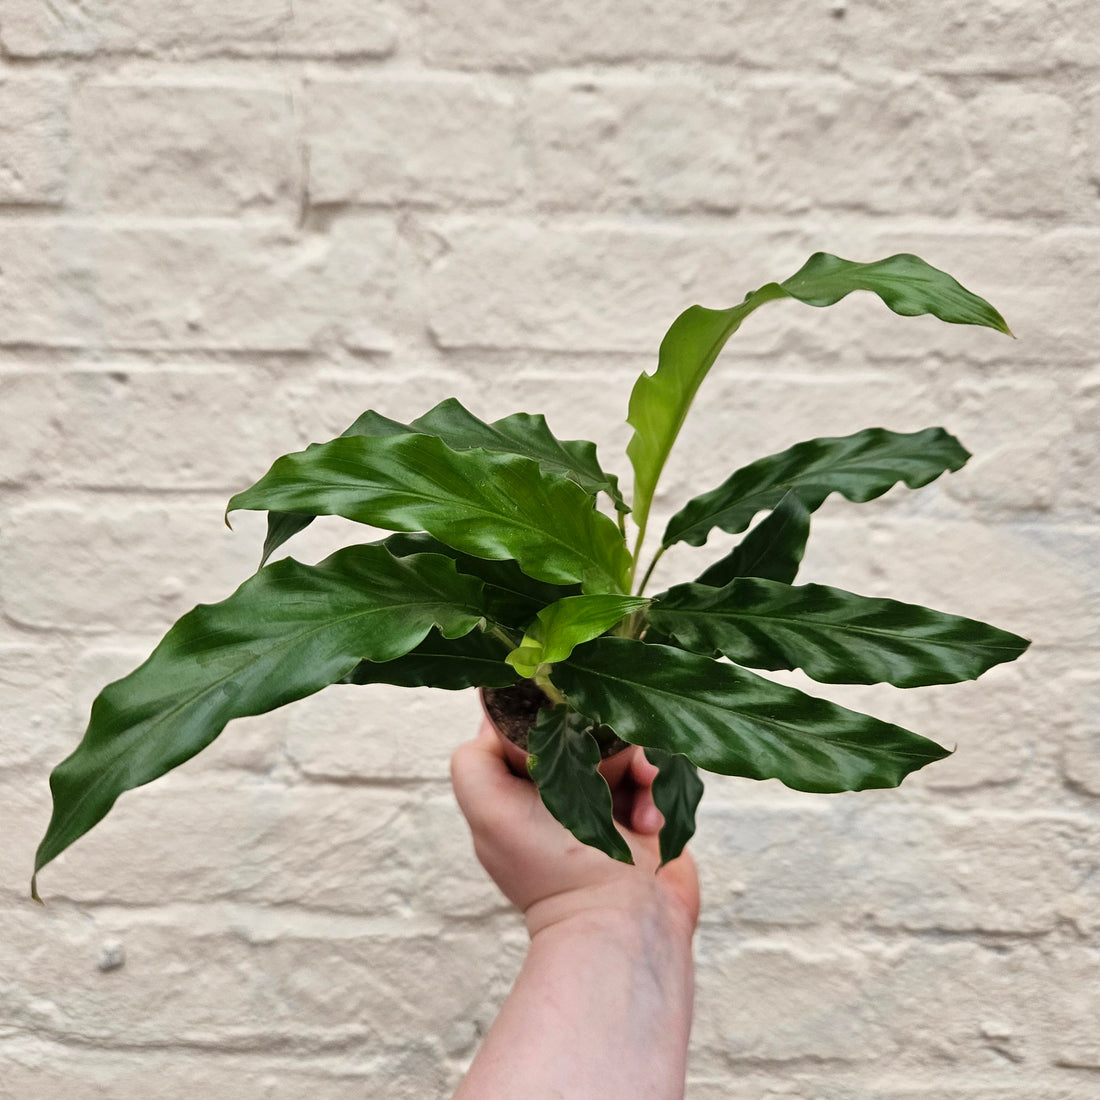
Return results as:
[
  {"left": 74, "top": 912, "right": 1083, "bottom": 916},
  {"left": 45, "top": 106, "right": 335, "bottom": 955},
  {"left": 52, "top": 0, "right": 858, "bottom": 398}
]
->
[{"left": 481, "top": 681, "right": 629, "bottom": 758}]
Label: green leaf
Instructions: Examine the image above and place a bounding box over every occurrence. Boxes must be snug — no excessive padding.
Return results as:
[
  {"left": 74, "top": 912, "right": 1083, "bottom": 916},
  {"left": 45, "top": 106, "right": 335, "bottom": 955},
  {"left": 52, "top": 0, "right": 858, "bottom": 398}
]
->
[
  {"left": 555, "top": 638, "right": 951, "bottom": 793},
  {"left": 693, "top": 490, "right": 811, "bottom": 588},
  {"left": 649, "top": 578, "right": 1031, "bottom": 688},
  {"left": 261, "top": 398, "right": 626, "bottom": 564},
  {"left": 626, "top": 252, "right": 1008, "bottom": 543},
  {"left": 645, "top": 748, "right": 704, "bottom": 866},
  {"left": 505, "top": 594, "right": 650, "bottom": 678},
  {"left": 342, "top": 627, "right": 521, "bottom": 690},
  {"left": 663, "top": 426, "right": 970, "bottom": 549},
  {"left": 527, "top": 705, "right": 633, "bottom": 864},
  {"left": 380, "top": 532, "right": 581, "bottom": 628},
  {"left": 228, "top": 433, "right": 632, "bottom": 595},
  {"left": 32, "top": 545, "right": 489, "bottom": 898}
]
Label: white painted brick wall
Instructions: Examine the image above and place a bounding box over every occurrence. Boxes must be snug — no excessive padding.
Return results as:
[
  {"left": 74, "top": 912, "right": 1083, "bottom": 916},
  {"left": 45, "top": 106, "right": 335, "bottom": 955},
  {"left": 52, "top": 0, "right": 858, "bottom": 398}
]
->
[{"left": 0, "top": 1, "right": 1096, "bottom": 1096}]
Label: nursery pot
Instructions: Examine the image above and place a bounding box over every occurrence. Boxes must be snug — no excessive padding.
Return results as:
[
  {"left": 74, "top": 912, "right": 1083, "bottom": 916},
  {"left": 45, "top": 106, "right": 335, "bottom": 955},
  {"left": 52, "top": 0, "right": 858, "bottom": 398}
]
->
[{"left": 479, "top": 681, "right": 635, "bottom": 790}]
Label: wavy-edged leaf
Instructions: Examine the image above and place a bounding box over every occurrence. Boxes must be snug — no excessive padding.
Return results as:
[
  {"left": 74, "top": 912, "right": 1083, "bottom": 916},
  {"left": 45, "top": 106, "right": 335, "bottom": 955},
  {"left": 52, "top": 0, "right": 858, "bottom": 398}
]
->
[
  {"left": 626, "top": 252, "right": 1007, "bottom": 541},
  {"left": 555, "top": 638, "right": 951, "bottom": 792},
  {"left": 663, "top": 426, "right": 970, "bottom": 549},
  {"left": 228, "top": 433, "right": 632, "bottom": 595},
  {"left": 505, "top": 594, "right": 650, "bottom": 678},
  {"left": 342, "top": 627, "right": 520, "bottom": 690},
  {"left": 32, "top": 546, "right": 489, "bottom": 898},
  {"left": 694, "top": 490, "right": 811, "bottom": 588},
  {"left": 649, "top": 578, "right": 1031, "bottom": 688},
  {"left": 381, "top": 532, "right": 580, "bottom": 628},
  {"left": 527, "top": 705, "right": 632, "bottom": 864},
  {"left": 645, "top": 748, "right": 704, "bottom": 866},
  {"left": 261, "top": 399, "right": 625, "bottom": 564}
]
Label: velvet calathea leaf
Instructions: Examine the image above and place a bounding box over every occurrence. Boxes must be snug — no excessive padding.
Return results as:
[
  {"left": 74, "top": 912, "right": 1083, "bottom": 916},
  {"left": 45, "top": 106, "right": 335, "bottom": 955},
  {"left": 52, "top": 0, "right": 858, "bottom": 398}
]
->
[
  {"left": 554, "top": 638, "right": 951, "bottom": 793},
  {"left": 228, "top": 432, "right": 632, "bottom": 595},
  {"left": 505, "top": 594, "right": 650, "bottom": 678},
  {"left": 380, "top": 532, "right": 581, "bottom": 628},
  {"left": 663, "top": 426, "right": 970, "bottom": 549},
  {"left": 342, "top": 627, "right": 521, "bottom": 691},
  {"left": 261, "top": 398, "right": 625, "bottom": 565},
  {"left": 645, "top": 748, "right": 705, "bottom": 866},
  {"left": 625, "top": 252, "right": 1009, "bottom": 547},
  {"left": 693, "top": 490, "right": 811, "bottom": 588},
  {"left": 32, "top": 545, "right": 491, "bottom": 899},
  {"left": 527, "top": 705, "right": 633, "bottom": 864},
  {"left": 648, "top": 578, "right": 1031, "bottom": 688}
]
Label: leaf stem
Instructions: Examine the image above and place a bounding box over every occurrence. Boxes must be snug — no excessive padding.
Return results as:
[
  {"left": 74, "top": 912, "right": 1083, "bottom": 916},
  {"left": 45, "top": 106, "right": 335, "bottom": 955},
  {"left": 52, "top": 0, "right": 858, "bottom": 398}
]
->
[
  {"left": 635, "top": 546, "right": 666, "bottom": 597},
  {"left": 533, "top": 670, "right": 567, "bottom": 705}
]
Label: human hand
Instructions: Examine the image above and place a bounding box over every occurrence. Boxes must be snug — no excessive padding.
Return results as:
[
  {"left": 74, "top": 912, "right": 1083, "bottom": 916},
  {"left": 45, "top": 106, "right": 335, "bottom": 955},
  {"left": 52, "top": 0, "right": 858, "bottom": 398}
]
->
[{"left": 450, "top": 719, "right": 700, "bottom": 941}]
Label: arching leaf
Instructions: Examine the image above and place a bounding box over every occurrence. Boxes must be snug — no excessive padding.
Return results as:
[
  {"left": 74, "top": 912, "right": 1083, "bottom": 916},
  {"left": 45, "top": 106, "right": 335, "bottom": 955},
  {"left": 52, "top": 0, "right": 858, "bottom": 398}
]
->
[
  {"left": 646, "top": 748, "right": 705, "bottom": 866},
  {"left": 663, "top": 426, "right": 969, "bottom": 549}
]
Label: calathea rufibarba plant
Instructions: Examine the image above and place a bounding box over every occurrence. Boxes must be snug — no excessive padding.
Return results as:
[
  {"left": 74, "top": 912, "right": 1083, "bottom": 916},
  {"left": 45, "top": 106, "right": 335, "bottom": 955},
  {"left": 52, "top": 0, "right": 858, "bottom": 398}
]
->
[{"left": 32, "top": 252, "right": 1029, "bottom": 897}]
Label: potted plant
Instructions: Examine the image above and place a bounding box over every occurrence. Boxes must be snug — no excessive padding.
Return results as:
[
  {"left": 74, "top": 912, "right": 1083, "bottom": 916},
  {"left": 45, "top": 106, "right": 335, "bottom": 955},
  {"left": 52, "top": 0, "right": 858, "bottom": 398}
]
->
[{"left": 31, "top": 251, "right": 1028, "bottom": 897}]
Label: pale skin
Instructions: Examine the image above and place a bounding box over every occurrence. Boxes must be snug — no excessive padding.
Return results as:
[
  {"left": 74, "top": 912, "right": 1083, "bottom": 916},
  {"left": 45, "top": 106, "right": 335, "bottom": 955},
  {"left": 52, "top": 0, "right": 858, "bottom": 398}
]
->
[{"left": 450, "top": 719, "right": 701, "bottom": 1100}]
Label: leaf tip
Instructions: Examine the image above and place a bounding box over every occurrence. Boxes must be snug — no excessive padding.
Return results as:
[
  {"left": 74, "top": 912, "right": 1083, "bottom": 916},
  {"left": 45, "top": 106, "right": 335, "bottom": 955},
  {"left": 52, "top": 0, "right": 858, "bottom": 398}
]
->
[{"left": 30, "top": 873, "right": 44, "bottom": 906}]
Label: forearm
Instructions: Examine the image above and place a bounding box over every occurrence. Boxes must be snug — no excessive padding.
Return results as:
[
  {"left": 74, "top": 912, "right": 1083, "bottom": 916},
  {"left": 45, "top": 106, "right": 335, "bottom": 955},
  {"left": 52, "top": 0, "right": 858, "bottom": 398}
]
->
[{"left": 454, "top": 904, "right": 695, "bottom": 1100}]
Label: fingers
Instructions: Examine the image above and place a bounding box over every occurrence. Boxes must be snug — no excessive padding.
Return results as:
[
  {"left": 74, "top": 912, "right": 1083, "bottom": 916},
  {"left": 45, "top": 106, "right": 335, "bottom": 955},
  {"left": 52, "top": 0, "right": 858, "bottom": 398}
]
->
[{"left": 450, "top": 719, "right": 537, "bottom": 833}]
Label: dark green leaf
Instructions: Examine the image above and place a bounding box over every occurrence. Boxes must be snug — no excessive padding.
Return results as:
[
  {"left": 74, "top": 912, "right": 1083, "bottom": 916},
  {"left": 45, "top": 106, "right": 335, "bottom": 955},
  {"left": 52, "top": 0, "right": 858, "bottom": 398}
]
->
[
  {"left": 261, "top": 398, "right": 626, "bottom": 564},
  {"left": 663, "top": 426, "right": 970, "bottom": 548},
  {"left": 649, "top": 578, "right": 1031, "bottom": 688},
  {"left": 645, "top": 748, "right": 704, "bottom": 866},
  {"left": 626, "top": 252, "right": 1007, "bottom": 543},
  {"left": 228, "top": 433, "right": 632, "bottom": 595},
  {"left": 693, "top": 490, "right": 811, "bottom": 588},
  {"left": 32, "top": 546, "right": 488, "bottom": 898},
  {"left": 555, "top": 638, "right": 951, "bottom": 792},
  {"left": 527, "top": 705, "right": 633, "bottom": 864},
  {"left": 342, "top": 627, "right": 520, "bottom": 690},
  {"left": 505, "top": 594, "right": 650, "bottom": 677},
  {"left": 380, "top": 532, "right": 580, "bottom": 628}
]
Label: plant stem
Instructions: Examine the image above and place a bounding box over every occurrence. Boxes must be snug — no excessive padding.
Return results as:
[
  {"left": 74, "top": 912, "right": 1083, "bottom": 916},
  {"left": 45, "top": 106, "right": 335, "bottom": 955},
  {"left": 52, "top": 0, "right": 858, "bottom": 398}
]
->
[
  {"left": 634, "top": 546, "right": 666, "bottom": 597},
  {"left": 533, "top": 671, "right": 567, "bottom": 705},
  {"left": 489, "top": 624, "right": 518, "bottom": 651}
]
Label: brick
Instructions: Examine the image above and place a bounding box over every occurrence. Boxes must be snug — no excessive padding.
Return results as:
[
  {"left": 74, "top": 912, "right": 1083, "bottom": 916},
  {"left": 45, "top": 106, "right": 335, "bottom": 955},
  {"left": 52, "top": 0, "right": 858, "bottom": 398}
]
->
[
  {"left": 745, "top": 76, "right": 965, "bottom": 216},
  {"left": 69, "top": 81, "right": 298, "bottom": 215},
  {"left": 427, "top": 220, "right": 814, "bottom": 353},
  {"left": 0, "top": 219, "right": 394, "bottom": 351},
  {"left": 0, "top": 645, "right": 77, "bottom": 772},
  {"left": 692, "top": 939, "right": 889, "bottom": 1063},
  {"left": 695, "top": 804, "right": 1094, "bottom": 934},
  {"left": 283, "top": 682, "right": 482, "bottom": 781},
  {"left": 1062, "top": 369, "right": 1100, "bottom": 517},
  {"left": 530, "top": 75, "right": 748, "bottom": 212},
  {"left": 306, "top": 76, "right": 519, "bottom": 206},
  {"left": 802, "top": 517, "right": 1094, "bottom": 647},
  {"left": 10, "top": 776, "right": 494, "bottom": 917},
  {"left": 0, "top": 368, "right": 303, "bottom": 490},
  {"left": 967, "top": 91, "right": 1078, "bottom": 218},
  {"left": 0, "top": 75, "right": 69, "bottom": 203},
  {"left": 0, "top": 0, "right": 395, "bottom": 58},
  {"left": 421, "top": 0, "right": 854, "bottom": 68},
  {"left": 0, "top": 500, "right": 264, "bottom": 632},
  {"left": 1, "top": 903, "right": 505, "bottom": 1050},
  {"left": 1061, "top": 670, "right": 1100, "bottom": 797}
]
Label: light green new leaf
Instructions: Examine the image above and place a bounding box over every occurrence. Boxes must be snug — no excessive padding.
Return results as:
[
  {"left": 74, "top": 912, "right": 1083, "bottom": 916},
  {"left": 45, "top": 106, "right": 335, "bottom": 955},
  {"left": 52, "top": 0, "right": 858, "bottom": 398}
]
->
[
  {"left": 262, "top": 398, "right": 625, "bottom": 564},
  {"left": 693, "top": 490, "right": 811, "bottom": 588},
  {"left": 505, "top": 594, "right": 650, "bottom": 677},
  {"left": 649, "top": 578, "right": 1031, "bottom": 688},
  {"left": 342, "top": 627, "right": 520, "bottom": 691},
  {"left": 527, "top": 705, "right": 633, "bottom": 864},
  {"left": 626, "top": 252, "right": 1008, "bottom": 539},
  {"left": 663, "top": 426, "right": 969, "bottom": 548},
  {"left": 645, "top": 748, "right": 705, "bottom": 866},
  {"left": 229, "top": 433, "right": 632, "bottom": 595},
  {"left": 32, "top": 546, "right": 489, "bottom": 899},
  {"left": 555, "top": 638, "right": 951, "bottom": 792}
]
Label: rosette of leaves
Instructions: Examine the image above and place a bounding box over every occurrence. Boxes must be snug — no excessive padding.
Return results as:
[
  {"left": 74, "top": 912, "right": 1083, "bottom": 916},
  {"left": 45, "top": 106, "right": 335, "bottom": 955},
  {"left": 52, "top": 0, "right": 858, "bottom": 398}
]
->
[{"left": 32, "top": 252, "right": 1029, "bottom": 898}]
